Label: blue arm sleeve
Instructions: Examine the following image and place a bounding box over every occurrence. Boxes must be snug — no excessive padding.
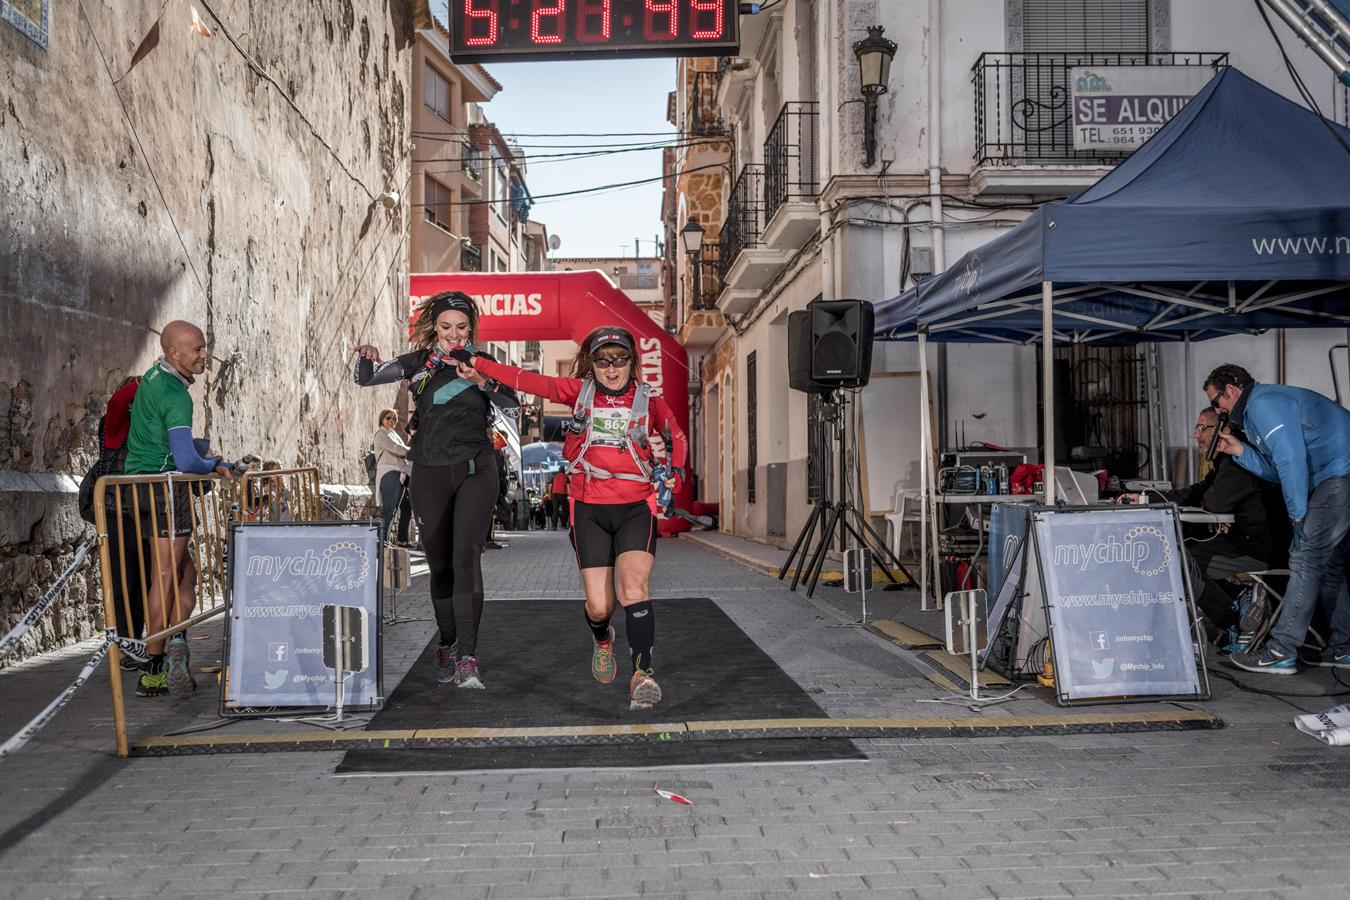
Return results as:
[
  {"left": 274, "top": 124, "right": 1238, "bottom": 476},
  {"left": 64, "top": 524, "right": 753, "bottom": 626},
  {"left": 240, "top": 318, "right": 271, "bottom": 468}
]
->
[
  {"left": 168, "top": 427, "right": 220, "bottom": 474},
  {"left": 1233, "top": 441, "right": 1280, "bottom": 482},
  {"left": 1245, "top": 395, "right": 1310, "bottom": 520}
]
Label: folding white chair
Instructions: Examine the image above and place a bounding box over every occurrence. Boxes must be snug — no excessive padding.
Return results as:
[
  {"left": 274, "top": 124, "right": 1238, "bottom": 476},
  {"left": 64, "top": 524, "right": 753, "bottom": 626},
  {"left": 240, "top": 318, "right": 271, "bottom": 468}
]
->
[{"left": 884, "top": 483, "right": 922, "bottom": 562}]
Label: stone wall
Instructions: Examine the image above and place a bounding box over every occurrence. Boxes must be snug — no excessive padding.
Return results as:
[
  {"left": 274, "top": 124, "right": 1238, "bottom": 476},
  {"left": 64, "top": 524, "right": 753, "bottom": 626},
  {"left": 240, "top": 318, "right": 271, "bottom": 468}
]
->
[{"left": 1, "top": 0, "right": 416, "bottom": 663}]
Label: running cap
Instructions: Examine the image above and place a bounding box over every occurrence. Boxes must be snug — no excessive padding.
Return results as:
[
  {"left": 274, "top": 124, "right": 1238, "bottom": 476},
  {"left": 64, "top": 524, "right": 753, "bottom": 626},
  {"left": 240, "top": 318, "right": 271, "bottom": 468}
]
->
[{"left": 588, "top": 330, "right": 634, "bottom": 355}]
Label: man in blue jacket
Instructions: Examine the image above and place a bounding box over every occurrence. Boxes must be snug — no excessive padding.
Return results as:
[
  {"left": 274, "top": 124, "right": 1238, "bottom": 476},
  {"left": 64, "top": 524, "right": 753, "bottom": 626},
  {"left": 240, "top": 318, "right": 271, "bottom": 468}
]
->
[{"left": 1207, "top": 364, "right": 1350, "bottom": 674}]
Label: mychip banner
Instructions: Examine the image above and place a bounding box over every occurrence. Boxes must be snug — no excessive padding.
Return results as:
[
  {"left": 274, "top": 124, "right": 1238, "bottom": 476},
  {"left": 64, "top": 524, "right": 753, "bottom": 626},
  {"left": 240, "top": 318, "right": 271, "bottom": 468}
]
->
[
  {"left": 223, "top": 522, "right": 383, "bottom": 714},
  {"left": 1032, "top": 506, "right": 1205, "bottom": 703}
]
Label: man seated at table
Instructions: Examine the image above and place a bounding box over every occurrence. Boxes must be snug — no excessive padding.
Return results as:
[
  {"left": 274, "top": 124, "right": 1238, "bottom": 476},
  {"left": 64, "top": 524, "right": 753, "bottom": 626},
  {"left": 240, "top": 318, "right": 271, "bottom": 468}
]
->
[{"left": 1118, "top": 406, "right": 1287, "bottom": 646}]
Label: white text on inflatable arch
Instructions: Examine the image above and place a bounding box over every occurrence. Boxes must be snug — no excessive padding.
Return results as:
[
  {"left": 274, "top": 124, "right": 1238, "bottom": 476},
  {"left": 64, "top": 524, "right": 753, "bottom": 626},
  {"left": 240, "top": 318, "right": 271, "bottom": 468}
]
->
[{"left": 470, "top": 293, "right": 545, "bottom": 316}]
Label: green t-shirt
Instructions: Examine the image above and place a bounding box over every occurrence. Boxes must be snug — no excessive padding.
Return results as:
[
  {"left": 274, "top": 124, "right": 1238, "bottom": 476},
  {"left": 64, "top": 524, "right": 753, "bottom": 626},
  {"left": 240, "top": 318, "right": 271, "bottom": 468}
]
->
[{"left": 123, "top": 363, "right": 195, "bottom": 474}]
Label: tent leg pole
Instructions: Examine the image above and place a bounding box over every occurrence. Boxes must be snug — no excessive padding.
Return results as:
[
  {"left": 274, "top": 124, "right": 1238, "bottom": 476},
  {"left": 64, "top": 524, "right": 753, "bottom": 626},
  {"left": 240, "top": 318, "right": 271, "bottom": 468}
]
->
[
  {"left": 919, "top": 334, "right": 934, "bottom": 609},
  {"left": 1042, "top": 281, "right": 1056, "bottom": 506}
]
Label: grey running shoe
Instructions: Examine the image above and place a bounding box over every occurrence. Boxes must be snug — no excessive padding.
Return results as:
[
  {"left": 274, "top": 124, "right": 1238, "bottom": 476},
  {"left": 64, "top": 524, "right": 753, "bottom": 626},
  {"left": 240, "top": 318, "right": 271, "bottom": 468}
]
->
[
  {"left": 165, "top": 634, "right": 195, "bottom": 699},
  {"left": 592, "top": 625, "right": 617, "bottom": 684},
  {"left": 1306, "top": 647, "right": 1350, "bottom": 669},
  {"left": 435, "top": 644, "right": 457, "bottom": 683},
  {"left": 629, "top": 669, "right": 662, "bottom": 710},
  {"left": 456, "top": 656, "right": 485, "bottom": 689}
]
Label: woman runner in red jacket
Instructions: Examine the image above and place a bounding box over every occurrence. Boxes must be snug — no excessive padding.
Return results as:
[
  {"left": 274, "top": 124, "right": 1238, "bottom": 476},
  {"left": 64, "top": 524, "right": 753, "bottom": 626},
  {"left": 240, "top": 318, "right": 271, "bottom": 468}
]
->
[{"left": 449, "top": 326, "right": 687, "bottom": 710}]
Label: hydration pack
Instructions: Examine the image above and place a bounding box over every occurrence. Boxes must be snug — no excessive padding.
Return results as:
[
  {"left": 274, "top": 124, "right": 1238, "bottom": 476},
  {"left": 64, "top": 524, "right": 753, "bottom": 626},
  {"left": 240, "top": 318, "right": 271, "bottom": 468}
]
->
[{"left": 562, "top": 378, "right": 655, "bottom": 483}]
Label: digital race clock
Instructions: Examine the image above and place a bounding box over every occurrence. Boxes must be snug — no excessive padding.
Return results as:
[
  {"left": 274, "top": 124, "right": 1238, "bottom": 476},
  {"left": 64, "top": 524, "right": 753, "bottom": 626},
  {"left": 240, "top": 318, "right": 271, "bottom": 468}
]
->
[{"left": 447, "top": 0, "right": 740, "bottom": 63}]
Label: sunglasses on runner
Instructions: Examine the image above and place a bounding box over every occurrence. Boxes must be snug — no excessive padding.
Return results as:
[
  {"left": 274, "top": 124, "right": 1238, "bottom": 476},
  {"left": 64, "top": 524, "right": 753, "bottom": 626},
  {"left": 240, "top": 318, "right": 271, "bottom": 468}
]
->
[{"left": 592, "top": 356, "right": 632, "bottom": 369}]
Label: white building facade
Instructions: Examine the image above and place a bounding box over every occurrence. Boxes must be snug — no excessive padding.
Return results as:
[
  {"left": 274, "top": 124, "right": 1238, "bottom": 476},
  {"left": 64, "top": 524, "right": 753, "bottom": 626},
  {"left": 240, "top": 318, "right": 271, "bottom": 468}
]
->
[{"left": 667, "top": 0, "right": 1350, "bottom": 548}]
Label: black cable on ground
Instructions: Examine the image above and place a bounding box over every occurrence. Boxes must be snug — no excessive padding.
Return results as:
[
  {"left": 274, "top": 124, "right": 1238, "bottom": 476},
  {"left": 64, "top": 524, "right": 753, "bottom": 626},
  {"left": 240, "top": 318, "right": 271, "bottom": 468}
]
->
[{"left": 1206, "top": 661, "right": 1350, "bottom": 700}]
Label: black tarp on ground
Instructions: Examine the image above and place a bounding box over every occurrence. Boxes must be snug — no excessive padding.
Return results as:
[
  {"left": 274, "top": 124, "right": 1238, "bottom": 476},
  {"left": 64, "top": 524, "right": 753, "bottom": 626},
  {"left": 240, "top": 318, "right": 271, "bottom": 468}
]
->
[{"left": 337, "top": 597, "right": 864, "bottom": 773}]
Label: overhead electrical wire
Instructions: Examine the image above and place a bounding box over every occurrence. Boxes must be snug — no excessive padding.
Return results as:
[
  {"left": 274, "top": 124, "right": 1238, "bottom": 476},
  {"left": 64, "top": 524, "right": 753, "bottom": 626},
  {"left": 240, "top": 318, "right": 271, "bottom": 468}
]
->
[{"left": 412, "top": 162, "right": 730, "bottom": 209}]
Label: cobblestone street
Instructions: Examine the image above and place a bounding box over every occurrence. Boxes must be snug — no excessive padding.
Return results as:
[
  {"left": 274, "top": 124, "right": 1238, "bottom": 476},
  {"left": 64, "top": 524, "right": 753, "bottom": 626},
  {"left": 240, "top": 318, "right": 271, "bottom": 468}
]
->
[{"left": 2, "top": 530, "right": 1349, "bottom": 899}]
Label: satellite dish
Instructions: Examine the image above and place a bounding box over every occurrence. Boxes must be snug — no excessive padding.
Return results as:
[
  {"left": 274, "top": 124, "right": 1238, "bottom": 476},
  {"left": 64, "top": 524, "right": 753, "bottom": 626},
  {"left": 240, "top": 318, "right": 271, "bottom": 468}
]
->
[{"left": 548, "top": 234, "right": 562, "bottom": 251}]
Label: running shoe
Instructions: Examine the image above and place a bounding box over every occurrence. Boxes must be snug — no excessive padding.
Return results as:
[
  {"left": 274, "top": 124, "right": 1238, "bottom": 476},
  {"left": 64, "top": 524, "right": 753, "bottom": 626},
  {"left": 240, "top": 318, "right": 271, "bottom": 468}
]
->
[
  {"left": 591, "top": 625, "right": 617, "bottom": 684},
  {"left": 1305, "top": 647, "right": 1350, "bottom": 669},
  {"left": 136, "top": 663, "right": 168, "bottom": 697},
  {"left": 165, "top": 634, "right": 196, "bottom": 698},
  {"left": 1217, "top": 625, "right": 1247, "bottom": 656},
  {"left": 1229, "top": 645, "right": 1297, "bottom": 676},
  {"left": 455, "top": 656, "right": 485, "bottom": 689},
  {"left": 435, "top": 643, "right": 457, "bottom": 683},
  {"left": 629, "top": 669, "right": 662, "bottom": 711}
]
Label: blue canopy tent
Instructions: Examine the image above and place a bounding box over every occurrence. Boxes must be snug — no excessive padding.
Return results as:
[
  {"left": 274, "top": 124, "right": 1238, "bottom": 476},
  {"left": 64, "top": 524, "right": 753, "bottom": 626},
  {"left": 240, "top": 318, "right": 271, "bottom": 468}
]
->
[{"left": 872, "top": 67, "right": 1350, "bottom": 601}]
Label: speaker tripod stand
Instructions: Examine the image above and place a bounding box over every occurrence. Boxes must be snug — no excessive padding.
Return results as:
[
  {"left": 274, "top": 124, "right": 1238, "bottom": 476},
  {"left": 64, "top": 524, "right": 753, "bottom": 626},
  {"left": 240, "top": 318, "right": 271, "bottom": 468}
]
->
[{"left": 777, "top": 390, "right": 915, "bottom": 599}]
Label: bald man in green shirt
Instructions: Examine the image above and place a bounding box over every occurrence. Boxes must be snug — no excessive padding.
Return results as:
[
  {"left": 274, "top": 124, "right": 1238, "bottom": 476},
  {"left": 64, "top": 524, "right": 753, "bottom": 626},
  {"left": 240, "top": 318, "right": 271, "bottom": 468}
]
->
[{"left": 125, "top": 321, "right": 236, "bottom": 699}]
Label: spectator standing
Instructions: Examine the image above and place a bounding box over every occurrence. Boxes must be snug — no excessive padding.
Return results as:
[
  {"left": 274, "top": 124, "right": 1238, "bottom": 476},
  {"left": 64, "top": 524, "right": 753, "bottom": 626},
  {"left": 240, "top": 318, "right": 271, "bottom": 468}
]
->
[
  {"left": 1207, "top": 364, "right": 1350, "bottom": 674},
  {"left": 122, "top": 321, "right": 236, "bottom": 699},
  {"left": 550, "top": 468, "right": 570, "bottom": 529},
  {"left": 373, "top": 408, "right": 413, "bottom": 545}
]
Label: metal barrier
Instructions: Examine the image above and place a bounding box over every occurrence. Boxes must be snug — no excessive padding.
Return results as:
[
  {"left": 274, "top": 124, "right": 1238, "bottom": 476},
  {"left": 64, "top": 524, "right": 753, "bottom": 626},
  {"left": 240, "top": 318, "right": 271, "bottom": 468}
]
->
[{"left": 93, "top": 467, "right": 324, "bottom": 757}]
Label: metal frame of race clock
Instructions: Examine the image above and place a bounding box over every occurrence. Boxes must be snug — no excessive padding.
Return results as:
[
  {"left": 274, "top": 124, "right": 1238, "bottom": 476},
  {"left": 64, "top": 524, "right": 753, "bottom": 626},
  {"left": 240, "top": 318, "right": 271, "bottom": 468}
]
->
[{"left": 447, "top": 0, "right": 741, "bottom": 64}]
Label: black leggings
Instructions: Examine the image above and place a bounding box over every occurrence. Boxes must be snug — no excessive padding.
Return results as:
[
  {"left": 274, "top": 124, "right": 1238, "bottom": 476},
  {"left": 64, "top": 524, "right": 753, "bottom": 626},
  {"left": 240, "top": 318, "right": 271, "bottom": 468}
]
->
[{"left": 410, "top": 452, "right": 499, "bottom": 657}]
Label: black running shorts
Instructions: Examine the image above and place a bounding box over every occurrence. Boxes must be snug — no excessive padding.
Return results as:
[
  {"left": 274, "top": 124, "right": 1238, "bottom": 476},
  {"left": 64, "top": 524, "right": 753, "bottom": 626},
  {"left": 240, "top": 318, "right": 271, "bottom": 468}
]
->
[
  {"left": 131, "top": 481, "right": 195, "bottom": 539},
  {"left": 570, "top": 499, "right": 658, "bottom": 569}
]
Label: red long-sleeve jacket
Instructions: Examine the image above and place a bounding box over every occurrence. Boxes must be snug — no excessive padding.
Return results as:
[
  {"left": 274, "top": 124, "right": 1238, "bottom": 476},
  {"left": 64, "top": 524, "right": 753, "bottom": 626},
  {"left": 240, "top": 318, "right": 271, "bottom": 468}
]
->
[{"left": 473, "top": 357, "right": 688, "bottom": 506}]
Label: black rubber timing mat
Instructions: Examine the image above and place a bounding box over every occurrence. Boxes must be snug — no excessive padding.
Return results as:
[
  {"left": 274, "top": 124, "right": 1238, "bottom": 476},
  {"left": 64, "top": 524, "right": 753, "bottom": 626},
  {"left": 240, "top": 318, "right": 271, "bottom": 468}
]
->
[{"left": 336, "top": 597, "right": 863, "bottom": 773}]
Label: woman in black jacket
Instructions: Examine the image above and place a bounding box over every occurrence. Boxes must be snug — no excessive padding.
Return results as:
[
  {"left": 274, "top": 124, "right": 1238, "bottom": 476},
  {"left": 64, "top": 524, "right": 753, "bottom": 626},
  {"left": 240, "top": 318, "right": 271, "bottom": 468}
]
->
[{"left": 353, "top": 291, "right": 518, "bottom": 688}]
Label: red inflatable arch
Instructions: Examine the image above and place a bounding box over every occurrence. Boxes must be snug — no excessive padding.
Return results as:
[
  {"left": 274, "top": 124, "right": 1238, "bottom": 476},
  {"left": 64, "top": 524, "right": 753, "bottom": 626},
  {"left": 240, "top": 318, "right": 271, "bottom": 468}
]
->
[{"left": 409, "top": 271, "right": 698, "bottom": 534}]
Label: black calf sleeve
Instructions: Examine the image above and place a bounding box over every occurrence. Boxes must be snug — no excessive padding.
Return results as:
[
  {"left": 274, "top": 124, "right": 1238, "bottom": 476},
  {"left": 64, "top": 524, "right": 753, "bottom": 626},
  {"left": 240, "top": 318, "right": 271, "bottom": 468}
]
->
[
  {"left": 585, "top": 611, "right": 612, "bottom": 643},
  {"left": 623, "top": 600, "right": 655, "bottom": 672}
]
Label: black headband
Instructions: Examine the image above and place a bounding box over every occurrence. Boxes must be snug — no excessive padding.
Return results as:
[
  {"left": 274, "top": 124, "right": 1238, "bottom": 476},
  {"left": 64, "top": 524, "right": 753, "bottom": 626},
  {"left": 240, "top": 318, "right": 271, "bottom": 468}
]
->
[
  {"left": 588, "top": 331, "right": 634, "bottom": 355},
  {"left": 426, "top": 294, "right": 476, "bottom": 325}
]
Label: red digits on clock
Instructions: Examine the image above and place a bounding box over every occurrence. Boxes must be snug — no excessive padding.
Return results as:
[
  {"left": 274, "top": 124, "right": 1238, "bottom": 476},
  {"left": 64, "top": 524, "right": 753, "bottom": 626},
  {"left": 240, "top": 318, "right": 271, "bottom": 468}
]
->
[
  {"left": 643, "top": 0, "right": 677, "bottom": 40},
  {"left": 531, "top": 0, "right": 566, "bottom": 43},
  {"left": 463, "top": 0, "right": 499, "bottom": 45},
  {"left": 689, "top": 0, "right": 723, "bottom": 39},
  {"left": 575, "top": 0, "right": 611, "bottom": 42}
]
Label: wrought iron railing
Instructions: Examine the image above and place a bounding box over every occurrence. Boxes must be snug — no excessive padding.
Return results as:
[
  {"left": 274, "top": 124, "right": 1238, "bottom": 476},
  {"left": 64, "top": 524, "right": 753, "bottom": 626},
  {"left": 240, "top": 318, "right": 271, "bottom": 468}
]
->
[
  {"left": 972, "top": 52, "right": 1229, "bottom": 166},
  {"left": 690, "top": 242, "right": 721, "bottom": 310},
  {"left": 764, "top": 102, "right": 819, "bottom": 223},
  {"left": 685, "top": 70, "right": 725, "bottom": 137},
  {"left": 463, "top": 142, "right": 483, "bottom": 180},
  {"left": 718, "top": 164, "right": 764, "bottom": 284}
]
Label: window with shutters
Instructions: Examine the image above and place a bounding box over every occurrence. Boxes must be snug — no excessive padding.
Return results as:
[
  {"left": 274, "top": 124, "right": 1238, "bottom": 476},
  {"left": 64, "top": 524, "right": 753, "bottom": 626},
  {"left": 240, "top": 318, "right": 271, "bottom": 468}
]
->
[
  {"left": 424, "top": 176, "right": 452, "bottom": 231},
  {"left": 1021, "top": 0, "right": 1150, "bottom": 53},
  {"left": 746, "top": 351, "right": 757, "bottom": 505},
  {"left": 1017, "top": 0, "right": 1149, "bottom": 161},
  {"left": 423, "top": 63, "right": 453, "bottom": 123}
]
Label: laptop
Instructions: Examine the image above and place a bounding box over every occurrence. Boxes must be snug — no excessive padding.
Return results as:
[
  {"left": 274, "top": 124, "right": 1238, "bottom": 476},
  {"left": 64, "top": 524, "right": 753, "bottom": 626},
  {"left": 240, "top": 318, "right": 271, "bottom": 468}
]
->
[{"left": 1053, "top": 466, "right": 1101, "bottom": 505}]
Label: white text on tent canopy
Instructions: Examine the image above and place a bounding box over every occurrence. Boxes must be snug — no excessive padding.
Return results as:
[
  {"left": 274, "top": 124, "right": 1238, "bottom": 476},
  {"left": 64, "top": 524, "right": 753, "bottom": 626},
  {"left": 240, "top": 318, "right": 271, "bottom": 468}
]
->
[{"left": 1071, "top": 66, "right": 1215, "bottom": 152}]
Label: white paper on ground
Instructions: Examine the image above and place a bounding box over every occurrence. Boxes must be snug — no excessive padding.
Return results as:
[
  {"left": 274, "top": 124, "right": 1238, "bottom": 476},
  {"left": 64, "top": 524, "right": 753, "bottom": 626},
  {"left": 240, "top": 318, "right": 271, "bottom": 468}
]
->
[{"left": 1293, "top": 705, "right": 1350, "bottom": 746}]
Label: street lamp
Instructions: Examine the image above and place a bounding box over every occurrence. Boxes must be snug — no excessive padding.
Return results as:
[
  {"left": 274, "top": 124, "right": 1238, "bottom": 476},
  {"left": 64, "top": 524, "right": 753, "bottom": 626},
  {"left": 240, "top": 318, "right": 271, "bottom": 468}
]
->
[
  {"left": 852, "top": 25, "right": 897, "bottom": 168},
  {"left": 681, "top": 219, "right": 705, "bottom": 309}
]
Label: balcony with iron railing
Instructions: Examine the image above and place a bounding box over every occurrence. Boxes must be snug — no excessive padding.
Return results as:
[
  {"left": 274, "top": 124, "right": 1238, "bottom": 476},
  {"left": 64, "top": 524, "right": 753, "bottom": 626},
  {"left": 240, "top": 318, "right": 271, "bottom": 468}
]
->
[
  {"left": 679, "top": 242, "right": 725, "bottom": 350},
  {"left": 718, "top": 164, "right": 764, "bottom": 284},
  {"left": 971, "top": 52, "right": 1228, "bottom": 194},
  {"left": 762, "top": 101, "right": 820, "bottom": 249},
  {"left": 716, "top": 164, "right": 791, "bottom": 312},
  {"left": 685, "top": 70, "right": 726, "bottom": 137},
  {"left": 462, "top": 141, "right": 484, "bottom": 185}
]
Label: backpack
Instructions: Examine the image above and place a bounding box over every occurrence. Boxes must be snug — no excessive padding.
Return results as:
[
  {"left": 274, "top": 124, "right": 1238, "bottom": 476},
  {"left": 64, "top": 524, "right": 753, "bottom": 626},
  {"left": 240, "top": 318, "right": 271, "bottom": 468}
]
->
[
  {"left": 363, "top": 447, "right": 378, "bottom": 487},
  {"left": 563, "top": 379, "right": 655, "bottom": 483},
  {"left": 78, "top": 378, "right": 141, "bottom": 524}
]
